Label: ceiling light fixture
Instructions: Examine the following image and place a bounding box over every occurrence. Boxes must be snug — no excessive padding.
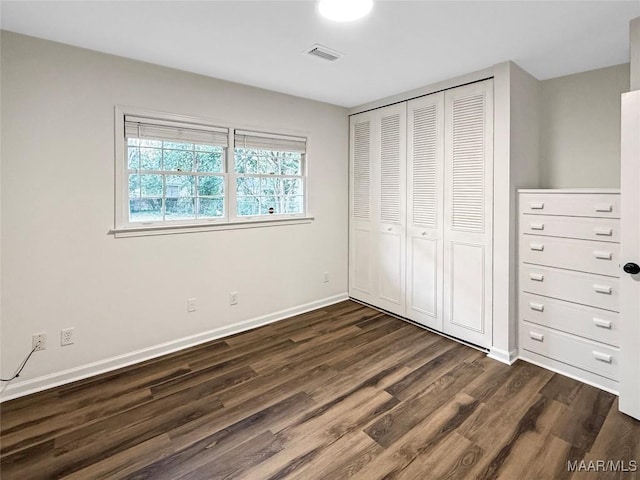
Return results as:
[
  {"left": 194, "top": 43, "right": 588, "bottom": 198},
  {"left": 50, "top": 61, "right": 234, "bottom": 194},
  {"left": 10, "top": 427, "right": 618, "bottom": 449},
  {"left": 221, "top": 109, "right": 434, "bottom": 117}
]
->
[{"left": 318, "top": 0, "right": 373, "bottom": 22}]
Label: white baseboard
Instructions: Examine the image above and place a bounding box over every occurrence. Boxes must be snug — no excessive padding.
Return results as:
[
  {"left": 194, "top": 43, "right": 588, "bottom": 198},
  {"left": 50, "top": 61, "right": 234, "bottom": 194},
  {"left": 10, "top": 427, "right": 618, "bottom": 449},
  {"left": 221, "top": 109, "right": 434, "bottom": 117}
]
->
[
  {"left": 487, "top": 347, "right": 519, "bottom": 365},
  {"left": 0, "top": 293, "right": 349, "bottom": 402}
]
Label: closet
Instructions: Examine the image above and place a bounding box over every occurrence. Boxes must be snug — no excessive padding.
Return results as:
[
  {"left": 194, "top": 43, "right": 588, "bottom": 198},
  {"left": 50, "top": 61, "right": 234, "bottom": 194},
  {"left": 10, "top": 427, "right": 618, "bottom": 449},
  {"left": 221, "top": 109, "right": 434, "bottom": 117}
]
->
[{"left": 349, "top": 79, "right": 493, "bottom": 348}]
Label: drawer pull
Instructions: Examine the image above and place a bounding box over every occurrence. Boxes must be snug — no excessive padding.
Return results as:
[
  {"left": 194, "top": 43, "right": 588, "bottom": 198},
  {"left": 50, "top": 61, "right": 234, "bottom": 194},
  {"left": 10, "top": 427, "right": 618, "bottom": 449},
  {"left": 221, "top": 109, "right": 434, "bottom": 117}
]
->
[
  {"left": 593, "top": 351, "right": 613, "bottom": 364},
  {"left": 530, "top": 243, "right": 545, "bottom": 251},
  {"left": 529, "top": 331, "right": 544, "bottom": 342},
  {"left": 529, "top": 273, "right": 544, "bottom": 282},
  {"left": 530, "top": 223, "right": 545, "bottom": 231},
  {"left": 421, "top": 231, "right": 427, "bottom": 236},
  {"left": 529, "top": 302, "right": 545, "bottom": 312},
  {"left": 595, "top": 204, "right": 613, "bottom": 213},
  {"left": 529, "top": 202, "right": 544, "bottom": 210},
  {"left": 593, "top": 250, "right": 613, "bottom": 260},
  {"left": 594, "top": 227, "right": 613, "bottom": 236},
  {"left": 593, "top": 318, "right": 612, "bottom": 329},
  {"left": 593, "top": 284, "right": 612, "bottom": 295}
]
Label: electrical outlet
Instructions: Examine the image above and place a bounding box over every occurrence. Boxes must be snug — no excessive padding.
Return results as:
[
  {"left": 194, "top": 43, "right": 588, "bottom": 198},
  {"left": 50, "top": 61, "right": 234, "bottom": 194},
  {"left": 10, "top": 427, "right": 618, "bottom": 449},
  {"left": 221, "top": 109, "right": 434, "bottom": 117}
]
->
[
  {"left": 61, "top": 328, "right": 74, "bottom": 346},
  {"left": 324, "top": 272, "right": 330, "bottom": 283},
  {"left": 32, "top": 333, "right": 46, "bottom": 351},
  {"left": 229, "top": 292, "right": 239, "bottom": 305},
  {"left": 187, "top": 298, "right": 197, "bottom": 312}
]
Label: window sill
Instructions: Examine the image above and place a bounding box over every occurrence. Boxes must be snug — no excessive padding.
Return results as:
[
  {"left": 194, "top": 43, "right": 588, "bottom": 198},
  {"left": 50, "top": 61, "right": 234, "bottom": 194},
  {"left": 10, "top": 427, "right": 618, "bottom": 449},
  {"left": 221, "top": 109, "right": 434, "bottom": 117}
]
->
[{"left": 110, "top": 216, "right": 315, "bottom": 238}]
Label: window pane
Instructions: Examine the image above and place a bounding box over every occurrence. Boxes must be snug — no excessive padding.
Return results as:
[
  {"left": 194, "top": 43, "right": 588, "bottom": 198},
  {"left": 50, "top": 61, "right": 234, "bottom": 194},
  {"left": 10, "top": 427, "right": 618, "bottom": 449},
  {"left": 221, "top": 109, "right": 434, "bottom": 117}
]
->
[
  {"left": 163, "top": 150, "right": 194, "bottom": 172},
  {"left": 258, "top": 152, "right": 279, "bottom": 174},
  {"left": 234, "top": 149, "right": 259, "bottom": 174},
  {"left": 237, "top": 196, "right": 260, "bottom": 216},
  {"left": 198, "top": 198, "right": 224, "bottom": 218},
  {"left": 163, "top": 141, "right": 193, "bottom": 151},
  {"left": 127, "top": 138, "right": 140, "bottom": 147},
  {"left": 128, "top": 147, "right": 140, "bottom": 170},
  {"left": 260, "top": 196, "right": 277, "bottom": 215},
  {"left": 130, "top": 198, "right": 162, "bottom": 222},
  {"left": 281, "top": 154, "right": 302, "bottom": 175},
  {"left": 196, "top": 150, "right": 223, "bottom": 173},
  {"left": 166, "top": 175, "right": 194, "bottom": 197},
  {"left": 128, "top": 174, "right": 140, "bottom": 198},
  {"left": 198, "top": 176, "right": 224, "bottom": 196},
  {"left": 165, "top": 197, "right": 195, "bottom": 220},
  {"left": 234, "top": 151, "right": 246, "bottom": 173},
  {"left": 140, "top": 174, "right": 163, "bottom": 196},
  {"left": 140, "top": 147, "right": 162, "bottom": 170},
  {"left": 282, "top": 178, "right": 302, "bottom": 195},
  {"left": 236, "top": 177, "right": 260, "bottom": 196},
  {"left": 284, "top": 196, "right": 304, "bottom": 214},
  {"left": 261, "top": 177, "right": 281, "bottom": 196}
]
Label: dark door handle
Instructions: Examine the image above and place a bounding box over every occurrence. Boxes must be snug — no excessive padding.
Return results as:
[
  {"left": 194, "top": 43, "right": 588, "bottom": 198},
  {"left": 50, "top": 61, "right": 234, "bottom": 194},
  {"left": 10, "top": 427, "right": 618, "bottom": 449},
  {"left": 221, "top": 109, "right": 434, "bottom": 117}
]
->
[{"left": 624, "top": 262, "right": 640, "bottom": 275}]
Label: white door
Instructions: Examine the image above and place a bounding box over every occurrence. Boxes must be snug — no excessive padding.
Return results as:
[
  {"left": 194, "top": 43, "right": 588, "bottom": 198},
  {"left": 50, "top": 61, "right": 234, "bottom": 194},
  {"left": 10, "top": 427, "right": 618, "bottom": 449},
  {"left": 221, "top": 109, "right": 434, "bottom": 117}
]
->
[
  {"left": 349, "top": 112, "right": 375, "bottom": 305},
  {"left": 376, "top": 104, "right": 407, "bottom": 316},
  {"left": 406, "top": 93, "right": 444, "bottom": 330},
  {"left": 443, "top": 79, "right": 494, "bottom": 348},
  {"left": 620, "top": 90, "right": 640, "bottom": 420}
]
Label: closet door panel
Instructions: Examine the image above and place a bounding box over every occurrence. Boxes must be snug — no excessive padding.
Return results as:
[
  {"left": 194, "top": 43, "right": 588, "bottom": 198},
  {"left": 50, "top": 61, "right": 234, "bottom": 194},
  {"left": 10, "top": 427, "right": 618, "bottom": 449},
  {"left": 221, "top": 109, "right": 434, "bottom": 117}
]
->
[
  {"left": 349, "top": 113, "right": 376, "bottom": 304},
  {"left": 376, "top": 104, "right": 407, "bottom": 316},
  {"left": 351, "top": 226, "right": 372, "bottom": 295},
  {"left": 378, "top": 227, "right": 403, "bottom": 306},
  {"left": 409, "top": 236, "right": 438, "bottom": 317},
  {"left": 352, "top": 119, "right": 372, "bottom": 222},
  {"left": 449, "top": 242, "right": 485, "bottom": 332},
  {"left": 443, "top": 79, "right": 494, "bottom": 347},
  {"left": 406, "top": 93, "right": 444, "bottom": 330}
]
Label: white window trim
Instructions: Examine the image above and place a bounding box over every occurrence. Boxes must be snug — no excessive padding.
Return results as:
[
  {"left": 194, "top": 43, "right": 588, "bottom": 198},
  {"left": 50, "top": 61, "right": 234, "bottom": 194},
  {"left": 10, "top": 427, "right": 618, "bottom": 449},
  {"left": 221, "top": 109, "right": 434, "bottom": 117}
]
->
[{"left": 113, "top": 106, "right": 313, "bottom": 237}]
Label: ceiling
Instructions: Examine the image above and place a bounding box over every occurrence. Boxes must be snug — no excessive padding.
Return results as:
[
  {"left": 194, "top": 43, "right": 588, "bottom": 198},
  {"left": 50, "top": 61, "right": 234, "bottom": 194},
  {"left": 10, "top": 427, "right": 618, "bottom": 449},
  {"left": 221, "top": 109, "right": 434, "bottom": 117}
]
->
[{"left": 2, "top": 1, "right": 639, "bottom": 108}]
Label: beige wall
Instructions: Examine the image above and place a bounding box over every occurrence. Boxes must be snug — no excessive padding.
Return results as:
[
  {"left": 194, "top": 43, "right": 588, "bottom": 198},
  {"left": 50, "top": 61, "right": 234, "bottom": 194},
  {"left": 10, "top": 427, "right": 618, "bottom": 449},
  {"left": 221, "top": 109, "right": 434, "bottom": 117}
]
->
[
  {"left": 0, "top": 32, "right": 349, "bottom": 399},
  {"left": 539, "top": 63, "right": 629, "bottom": 188},
  {"left": 631, "top": 17, "right": 640, "bottom": 91}
]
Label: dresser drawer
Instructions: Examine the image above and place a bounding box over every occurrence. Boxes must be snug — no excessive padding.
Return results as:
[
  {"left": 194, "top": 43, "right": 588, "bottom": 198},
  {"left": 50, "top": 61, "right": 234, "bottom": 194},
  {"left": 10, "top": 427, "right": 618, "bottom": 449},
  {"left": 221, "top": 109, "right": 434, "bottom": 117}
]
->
[
  {"left": 520, "top": 193, "right": 620, "bottom": 218},
  {"left": 520, "top": 265, "right": 619, "bottom": 312},
  {"left": 519, "top": 292, "right": 619, "bottom": 346},
  {"left": 520, "top": 235, "right": 620, "bottom": 277},
  {"left": 521, "top": 321, "right": 619, "bottom": 380},
  {"left": 519, "top": 215, "right": 619, "bottom": 243}
]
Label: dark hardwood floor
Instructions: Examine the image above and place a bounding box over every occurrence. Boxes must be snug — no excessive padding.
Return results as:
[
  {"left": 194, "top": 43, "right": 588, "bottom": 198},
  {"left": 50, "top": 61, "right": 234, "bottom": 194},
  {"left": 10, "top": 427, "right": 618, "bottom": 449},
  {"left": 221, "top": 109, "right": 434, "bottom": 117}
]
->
[{"left": 1, "top": 301, "right": 639, "bottom": 479}]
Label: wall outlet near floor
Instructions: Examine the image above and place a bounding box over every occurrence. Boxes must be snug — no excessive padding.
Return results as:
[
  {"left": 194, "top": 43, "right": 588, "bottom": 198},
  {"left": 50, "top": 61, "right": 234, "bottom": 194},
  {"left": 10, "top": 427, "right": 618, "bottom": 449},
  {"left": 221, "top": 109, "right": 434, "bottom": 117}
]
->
[
  {"left": 61, "top": 328, "right": 74, "bottom": 346},
  {"left": 323, "top": 272, "right": 330, "bottom": 283},
  {"left": 187, "top": 298, "right": 197, "bottom": 312},
  {"left": 32, "top": 333, "right": 46, "bottom": 351},
  {"left": 229, "top": 292, "right": 239, "bottom": 305}
]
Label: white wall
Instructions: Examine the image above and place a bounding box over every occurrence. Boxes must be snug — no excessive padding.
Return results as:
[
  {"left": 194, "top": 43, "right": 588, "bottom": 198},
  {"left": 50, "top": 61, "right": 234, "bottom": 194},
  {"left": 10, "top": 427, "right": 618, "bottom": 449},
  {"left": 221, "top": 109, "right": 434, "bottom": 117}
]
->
[
  {"left": 492, "top": 62, "right": 541, "bottom": 362},
  {"left": 539, "top": 63, "right": 629, "bottom": 188},
  {"left": 0, "top": 32, "right": 349, "bottom": 399}
]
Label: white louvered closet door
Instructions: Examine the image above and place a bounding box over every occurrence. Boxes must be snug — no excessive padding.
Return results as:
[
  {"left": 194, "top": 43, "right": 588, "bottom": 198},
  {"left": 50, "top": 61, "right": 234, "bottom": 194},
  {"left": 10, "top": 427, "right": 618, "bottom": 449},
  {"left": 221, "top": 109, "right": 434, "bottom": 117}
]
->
[
  {"left": 376, "top": 103, "right": 407, "bottom": 316},
  {"left": 406, "top": 93, "right": 444, "bottom": 330},
  {"left": 349, "top": 111, "right": 375, "bottom": 305},
  {"left": 443, "top": 79, "right": 494, "bottom": 348}
]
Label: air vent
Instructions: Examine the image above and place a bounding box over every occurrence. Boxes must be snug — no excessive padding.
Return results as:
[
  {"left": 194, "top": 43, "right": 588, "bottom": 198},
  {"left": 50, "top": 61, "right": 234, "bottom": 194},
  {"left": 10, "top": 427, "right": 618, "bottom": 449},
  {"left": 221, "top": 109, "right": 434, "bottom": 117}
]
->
[{"left": 306, "top": 44, "right": 343, "bottom": 62}]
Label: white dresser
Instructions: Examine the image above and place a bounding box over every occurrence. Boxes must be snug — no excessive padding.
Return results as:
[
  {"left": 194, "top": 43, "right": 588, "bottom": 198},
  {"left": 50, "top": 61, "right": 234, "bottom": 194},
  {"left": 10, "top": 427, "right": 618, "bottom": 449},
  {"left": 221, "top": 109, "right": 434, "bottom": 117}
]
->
[{"left": 518, "top": 189, "right": 621, "bottom": 393}]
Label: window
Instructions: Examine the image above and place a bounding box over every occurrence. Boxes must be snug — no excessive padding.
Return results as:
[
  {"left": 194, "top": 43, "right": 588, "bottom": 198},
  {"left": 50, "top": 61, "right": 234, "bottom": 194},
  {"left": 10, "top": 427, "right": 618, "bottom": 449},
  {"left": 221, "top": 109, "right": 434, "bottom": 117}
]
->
[
  {"left": 115, "top": 107, "right": 309, "bottom": 234},
  {"left": 234, "top": 130, "right": 306, "bottom": 218}
]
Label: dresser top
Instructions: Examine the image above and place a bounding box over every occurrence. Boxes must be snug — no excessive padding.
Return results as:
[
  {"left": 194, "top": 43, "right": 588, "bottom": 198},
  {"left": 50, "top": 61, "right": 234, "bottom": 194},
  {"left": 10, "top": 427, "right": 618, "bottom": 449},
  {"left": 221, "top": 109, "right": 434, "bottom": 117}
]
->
[{"left": 518, "top": 188, "right": 620, "bottom": 194}]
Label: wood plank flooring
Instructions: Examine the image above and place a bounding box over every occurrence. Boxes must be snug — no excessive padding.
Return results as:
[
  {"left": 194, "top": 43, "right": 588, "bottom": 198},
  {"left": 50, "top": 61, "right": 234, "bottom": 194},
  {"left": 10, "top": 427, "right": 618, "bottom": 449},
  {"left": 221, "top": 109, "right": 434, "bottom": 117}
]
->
[{"left": 1, "top": 300, "right": 639, "bottom": 479}]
